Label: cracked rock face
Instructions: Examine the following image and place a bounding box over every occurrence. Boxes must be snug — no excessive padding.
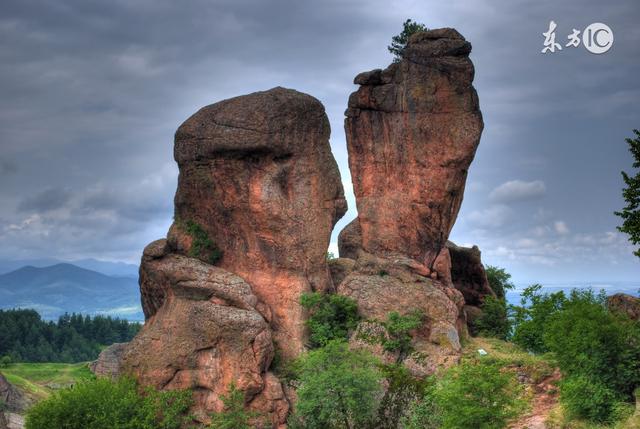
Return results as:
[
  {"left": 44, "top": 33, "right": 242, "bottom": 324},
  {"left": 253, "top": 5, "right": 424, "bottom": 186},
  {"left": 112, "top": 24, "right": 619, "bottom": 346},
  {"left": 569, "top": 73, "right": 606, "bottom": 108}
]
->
[
  {"left": 163, "top": 87, "right": 346, "bottom": 359},
  {"left": 344, "top": 28, "right": 483, "bottom": 273},
  {"left": 122, "top": 241, "right": 288, "bottom": 427}
]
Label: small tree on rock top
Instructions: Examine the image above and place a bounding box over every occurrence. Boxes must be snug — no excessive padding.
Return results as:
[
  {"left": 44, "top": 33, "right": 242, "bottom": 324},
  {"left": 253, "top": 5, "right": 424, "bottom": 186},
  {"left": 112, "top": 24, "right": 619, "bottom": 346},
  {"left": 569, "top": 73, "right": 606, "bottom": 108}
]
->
[
  {"left": 388, "top": 19, "right": 428, "bottom": 62},
  {"left": 615, "top": 129, "right": 640, "bottom": 257}
]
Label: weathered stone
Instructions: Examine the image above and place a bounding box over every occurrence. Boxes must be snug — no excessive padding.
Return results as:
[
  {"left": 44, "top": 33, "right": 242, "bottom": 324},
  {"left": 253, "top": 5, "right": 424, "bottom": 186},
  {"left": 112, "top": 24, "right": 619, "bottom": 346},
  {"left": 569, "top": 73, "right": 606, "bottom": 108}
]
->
[
  {"left": 338, "top": 253, "right": 463, "bottom": 375},
  {"left": 157, "top": 87, "right": 347, "bottom": 359},
  {"left": 344, "top": 28, "right": 483, "bottom": 276},
  {"left": 607, "top": 293, "right": 640, "bottom": 321},
  {"left": 122, "top": 253, "right": 288, "bottom": 426},
  {"left": 338, "top": 218, "right": 362, "bottom": 260},
  {"left": 447, "top": 241, "right": 494, "bottom": 305},
  {"left": 89, "top": 342, "right": 127, "bottom": 379},
  {"left": 327, "top": 257, "right": 355, "bottom": 287},
  {"left": 0, "top": 374, "right": 30, "bottom": 413}
]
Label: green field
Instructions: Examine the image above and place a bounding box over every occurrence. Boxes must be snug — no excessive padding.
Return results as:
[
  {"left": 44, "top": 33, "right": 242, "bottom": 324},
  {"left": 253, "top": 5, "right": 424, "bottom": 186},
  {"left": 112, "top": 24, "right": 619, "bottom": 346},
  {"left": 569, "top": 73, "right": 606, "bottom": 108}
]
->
[{"left": 0, "top": 362, "right": 94, "bottom": 399}]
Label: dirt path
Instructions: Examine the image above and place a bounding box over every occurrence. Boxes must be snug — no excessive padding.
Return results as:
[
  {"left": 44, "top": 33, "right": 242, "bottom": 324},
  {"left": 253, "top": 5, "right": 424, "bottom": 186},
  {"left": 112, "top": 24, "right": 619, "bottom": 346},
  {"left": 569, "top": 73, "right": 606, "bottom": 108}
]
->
[{"left": 509, "top": 369, "right": 562, "bottom": 429}]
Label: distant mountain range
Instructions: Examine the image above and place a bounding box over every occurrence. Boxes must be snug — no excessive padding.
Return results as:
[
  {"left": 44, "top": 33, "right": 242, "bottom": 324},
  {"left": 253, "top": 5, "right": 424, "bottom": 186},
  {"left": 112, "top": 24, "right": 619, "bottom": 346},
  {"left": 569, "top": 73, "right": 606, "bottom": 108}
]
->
[
  {"left": 0, "top": 263, "right": 143, "bottom": 321},
  {"left": 0, "top": 258, "right": 138, "bottom": 278}
]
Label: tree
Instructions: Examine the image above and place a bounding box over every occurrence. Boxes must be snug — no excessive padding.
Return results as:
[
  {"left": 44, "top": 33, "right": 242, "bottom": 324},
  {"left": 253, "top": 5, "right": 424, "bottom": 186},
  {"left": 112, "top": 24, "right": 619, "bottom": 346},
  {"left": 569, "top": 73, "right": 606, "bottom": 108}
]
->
[
  {"left": 289, "top": 340, "right": 383, "bottom": 429},
  {"left": 388, "top": 19, "right": 428, "bottom": 62},
  {"left": 615, "top": 129, "right": 640, "bottom": 257},
  {"left": 300, "top": 292, "right": 359, "bottom": 348},
  {"left": 484, "top": 265, "right": 514, "bottom": 299}
]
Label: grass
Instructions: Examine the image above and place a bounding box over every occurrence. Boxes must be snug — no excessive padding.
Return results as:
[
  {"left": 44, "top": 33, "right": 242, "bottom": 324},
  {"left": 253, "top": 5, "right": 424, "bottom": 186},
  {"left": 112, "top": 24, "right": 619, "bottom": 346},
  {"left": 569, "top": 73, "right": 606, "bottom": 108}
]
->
[
  {"left": 0, "top": 362, "right": 94, "bottom": 399},
  {"left": 547, "top": 404, "right": 639, "bottom": 429}
]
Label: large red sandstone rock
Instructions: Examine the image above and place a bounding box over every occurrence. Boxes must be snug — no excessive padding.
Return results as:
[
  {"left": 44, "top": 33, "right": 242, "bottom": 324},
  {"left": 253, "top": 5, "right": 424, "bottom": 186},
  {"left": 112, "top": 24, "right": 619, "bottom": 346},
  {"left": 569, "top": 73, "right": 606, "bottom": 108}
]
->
[
  {"left": 122, "top": 242, "right": 288, "bottom": 427},
  {"left": 158, "top": 87, "right": 346, "bottom": 359},
  {"left": 344, "top": 28, "right": 483, "bottom": 274},
  {"left": 607, "top": 293, "right": 640, "bottom": 321}
]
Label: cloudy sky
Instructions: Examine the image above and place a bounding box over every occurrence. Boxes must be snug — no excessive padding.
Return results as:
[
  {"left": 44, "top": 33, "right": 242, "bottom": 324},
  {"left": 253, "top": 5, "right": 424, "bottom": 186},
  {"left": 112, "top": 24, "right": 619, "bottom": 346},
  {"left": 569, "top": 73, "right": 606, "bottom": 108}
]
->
[{"left": 1, "top": 0, "right": 639, "bottom": 283}]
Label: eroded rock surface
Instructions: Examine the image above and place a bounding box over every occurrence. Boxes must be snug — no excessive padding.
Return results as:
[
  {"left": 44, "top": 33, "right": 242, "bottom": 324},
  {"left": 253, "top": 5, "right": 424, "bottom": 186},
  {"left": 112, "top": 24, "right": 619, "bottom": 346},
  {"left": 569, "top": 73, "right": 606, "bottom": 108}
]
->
[
  {"left": 160, "top": 87, "right": 346, "bottom": 359},
  {"left": 89, "top": 342, "right": 127, "bottom": 379},
  {"left": 607, "top": 293, "right": 640, "bottom": 321},
  {"left": 123, "top": 243, "right": 288, "bottom": 426},
  {"left": 344, "top": 28, "right": 483, "bottom": 274},
  {"left": 447, "top": 241, "right": 494, "bottom": 306}
]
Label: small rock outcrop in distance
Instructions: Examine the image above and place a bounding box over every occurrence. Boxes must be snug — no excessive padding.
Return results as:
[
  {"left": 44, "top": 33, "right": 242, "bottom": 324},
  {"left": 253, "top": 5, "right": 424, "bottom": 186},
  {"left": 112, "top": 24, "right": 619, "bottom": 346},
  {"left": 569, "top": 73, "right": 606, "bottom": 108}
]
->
[
  {"left": 447, "top": 241, "right": 494, "bottom": 306},
  {"left": 89, "top": 342, "right": 127, "bottom": 379},
  {"left": 344, "top": 28, "right": 483, "bottom": 275},
  {"left": 607, "top": 293, "right": 640, "bottom": 321}
]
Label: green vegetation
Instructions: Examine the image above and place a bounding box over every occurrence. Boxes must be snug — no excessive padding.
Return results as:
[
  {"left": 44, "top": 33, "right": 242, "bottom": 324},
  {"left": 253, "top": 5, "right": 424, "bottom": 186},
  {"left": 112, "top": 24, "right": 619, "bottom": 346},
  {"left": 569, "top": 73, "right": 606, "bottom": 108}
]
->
[
  {"left": 474, "top": 295, "right": 510, "bottom": 340},
  {"left": 388, "top": 19, "right": 428, "bottom": 61},
  {"left": 615, "top": 129, "right": 640, "bottom": 257},
  {"left": 485, "top": 265, "right": 515, "bottom": 299},
  {"left": 403, "top": 346, "right": 526, "bottom": 429},
  {"left": 510, "top": 286, "right": 640, "bottom": 424},
  {"left": 208, "top": 383, "right": 257, "bottom": 429},
  {"left": 300, "top": 292, "right": 360, "bottom": 348},
  {"left": 0, "top": 309, "right": 140, "bottom": 363},
  {"left": 380, "top": 311, "right": 423, "bottom": 360},
  {"left": 0, "top": 362, "right": 94, "bottom": 398},
  {"left": 182, "top": 219, "right": 222, "bottom": 264},
  {"left": 288, "top": 340, "right": 383, "bottom": 429},
  {"left": 375, "top": 364, "right": 430, "bottom": 429},
  {"left": 25, "top": 377, "right": 192, "bottom": 429}
]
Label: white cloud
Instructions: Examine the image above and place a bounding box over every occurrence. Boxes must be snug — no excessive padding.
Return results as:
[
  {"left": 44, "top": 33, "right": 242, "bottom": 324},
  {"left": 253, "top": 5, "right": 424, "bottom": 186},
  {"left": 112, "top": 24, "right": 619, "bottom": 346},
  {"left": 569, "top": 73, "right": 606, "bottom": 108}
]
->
[
  {"left": 554, "top": 221, "right": 570, "bottom": 235},
  {"left": 466, "top": 204, "right": 513, "bottom": 229},
  {"left": 489, "top": 180, "right": 546, "bottom": 203}
]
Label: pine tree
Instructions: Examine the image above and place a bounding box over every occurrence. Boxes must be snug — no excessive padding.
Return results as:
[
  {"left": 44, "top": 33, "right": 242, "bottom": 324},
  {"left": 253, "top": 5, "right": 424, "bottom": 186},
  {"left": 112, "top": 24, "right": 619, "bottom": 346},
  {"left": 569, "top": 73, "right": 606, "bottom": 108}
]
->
[
  {"left": 615, "top": 129, "right": 640, "bottom": 257},
  {"left": 387, "top": 19, "right": 428, "bottom": 62}
]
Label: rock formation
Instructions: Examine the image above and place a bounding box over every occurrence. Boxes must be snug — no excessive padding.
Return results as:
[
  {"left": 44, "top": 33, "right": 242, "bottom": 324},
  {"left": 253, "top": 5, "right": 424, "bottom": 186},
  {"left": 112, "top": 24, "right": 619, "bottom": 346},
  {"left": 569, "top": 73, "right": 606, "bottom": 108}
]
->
[
  {"left": 336, "top": 28, "right": 483, "bottom": 373},
  {"left": 89, "top": 342, "right": 127, "bottom": 379},
  {"left": 124, "top": 87, "right": 345, "bottom": 426},
  {"left": 164, "top": 87, "right": 346, "bottom": 359},
  {"left": 607, "top": 293, "right": 640, "bottom": 321},
  {"left": 344, "top": 28, "right": 483, "bottom": 276}
]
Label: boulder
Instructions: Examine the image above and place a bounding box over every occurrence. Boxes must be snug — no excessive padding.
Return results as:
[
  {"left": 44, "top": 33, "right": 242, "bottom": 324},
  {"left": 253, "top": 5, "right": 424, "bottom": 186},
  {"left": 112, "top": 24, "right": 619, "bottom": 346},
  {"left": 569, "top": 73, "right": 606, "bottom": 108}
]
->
[
  {"left": 154, "top": 87, "right": 347, "bottom": 359},
  {"left": 338, "top": 252, "right": 464, "bottom": 375},
  {"left": 0, "top": 374, "right": 30, "bottom": 413},
  {"left": 122, "top": 248, "right": 288, "bottom": 426},
  {"left": 337, "top": 218, "right": 362, "bottom": 259},
  {"left": 344, "top": 28, "right": 483, "bottom": 276},
  {"left": 447, "top": 241, "right": 494, "bottom": 305},
  {"left": 607, "top": 293, "right": 640, "bottom": 321},
  {"left": 89, "top": 342, "right": 127, "bottom": 379}
]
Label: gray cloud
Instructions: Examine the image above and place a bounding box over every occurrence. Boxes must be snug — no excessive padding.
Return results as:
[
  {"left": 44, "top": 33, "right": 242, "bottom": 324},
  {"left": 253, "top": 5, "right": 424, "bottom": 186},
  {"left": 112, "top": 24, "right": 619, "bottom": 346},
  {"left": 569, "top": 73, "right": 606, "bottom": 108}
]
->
[
  {"left": 489, "top": 180, "right": 547, "bottom": 203},
  {"left": 0, "top": 0, "right": 638, "bottom": 282}
]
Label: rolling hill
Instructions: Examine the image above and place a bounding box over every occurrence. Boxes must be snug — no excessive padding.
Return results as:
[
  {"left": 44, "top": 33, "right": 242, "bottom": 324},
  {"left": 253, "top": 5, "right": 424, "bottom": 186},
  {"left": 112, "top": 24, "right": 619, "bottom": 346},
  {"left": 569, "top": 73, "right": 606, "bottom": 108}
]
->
[{"left": 0, "top": 263, "right": 143, "bottom": 320}]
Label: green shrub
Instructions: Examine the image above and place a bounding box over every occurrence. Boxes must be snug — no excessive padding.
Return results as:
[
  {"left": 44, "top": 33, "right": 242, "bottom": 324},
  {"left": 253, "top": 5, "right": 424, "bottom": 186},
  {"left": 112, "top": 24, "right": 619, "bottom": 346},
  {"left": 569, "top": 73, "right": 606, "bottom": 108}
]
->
[
  {"left": 381, "top": 311, "right": 423, "bottom": 361},
  {"left": 183, "top": 220, "right": 222, "bottom": 264},
  {"left": 510, "top": 284, "right": 566, "bottom": 353},
  {"left": 559, "top": 375, "right": 622, "bottom": 423},
  {"left": 431, "top": 360, "right": 523, "bottom": 429},
  {"left": 484, "top": 266, "right": 515, "bottom": 299},
  {"left": 0, "top": 355, "right": 11, "bottom": 368},
  {"left": 300, "top": 292, "right": 360, "bottom": 348},
  {"left": 543, "top": 289, "right": 640, "bottom": 421},
  {"left": 25, "top": 377, "right": 192, "bottom": 429},
  {"left": 375, "top": 364, "right": 431, "bottom": 429},
  {"left": 288, "top": 340, "right": 383, "bottom": 429},
  {"left": 208, "top": 383, "right": 258, "bottom": 429},
  {"left": 474, "top": 296, "right": 510, "bottom": 340}
]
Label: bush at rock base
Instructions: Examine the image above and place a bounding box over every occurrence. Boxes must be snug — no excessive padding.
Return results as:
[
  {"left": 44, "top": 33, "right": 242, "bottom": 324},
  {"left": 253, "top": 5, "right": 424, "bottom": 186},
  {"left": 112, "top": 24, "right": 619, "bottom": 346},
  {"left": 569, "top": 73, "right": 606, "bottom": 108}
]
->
[
  {"left": 300, "top": 292, "right": 360, "bottom": 348},
  {"left": 25, "top": 377, "right": 192, "bottom": 429}
]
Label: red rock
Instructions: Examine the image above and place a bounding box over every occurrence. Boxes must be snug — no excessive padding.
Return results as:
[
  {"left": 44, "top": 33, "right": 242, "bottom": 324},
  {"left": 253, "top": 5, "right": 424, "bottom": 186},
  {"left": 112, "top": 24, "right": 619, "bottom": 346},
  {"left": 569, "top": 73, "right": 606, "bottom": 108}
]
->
[
  {"left": 89, "top": 342, "right": 127, "bottom": 380},
  {"left": 607, "top": 293, "right": 640, "bottom": 321},
  {"left": 447, "top": 241, "right": 494, "bottom": 306},
  {"left": 122, "top": 248, "right": 288, "bottom": 425},
  {"left": 344, "top": 28, "right": 483, "bottom": 275},
  {"left": 164, "top": 87, "right": 346, "bottom": 359}
]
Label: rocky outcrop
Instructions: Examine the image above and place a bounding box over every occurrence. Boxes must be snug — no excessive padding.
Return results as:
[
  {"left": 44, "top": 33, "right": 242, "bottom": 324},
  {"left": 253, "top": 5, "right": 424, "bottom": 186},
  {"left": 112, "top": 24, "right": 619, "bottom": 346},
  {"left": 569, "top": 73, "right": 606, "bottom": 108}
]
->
[
  {"left": 344, "top": 28, "right": 483, "bottom": 276},
  {"left": 127, "top": 88, "right": 347, "bottom": 426},
  {"left": 0, "top": 374, "right": 30, "bottom": 414},
  {"left": 89, "top": 342, "right": 127, "bottom": 379},
  {"left": 123, "top": 242, "right": 288, "bottom": 426},
  {"left": 337, "top": 252, "right": 464, "bottom": 375},
  {"left": 607, "top": 293, "right": 640, "bottom": 321},
  {"left": 335, "top": 28, "right": 483, "bottom": 373},
  {"left": 160, "top": 87, "right": 346, "bottom": 359},
  {"left": 447, "top": 241, "right": 494, "bottom": 306}
]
